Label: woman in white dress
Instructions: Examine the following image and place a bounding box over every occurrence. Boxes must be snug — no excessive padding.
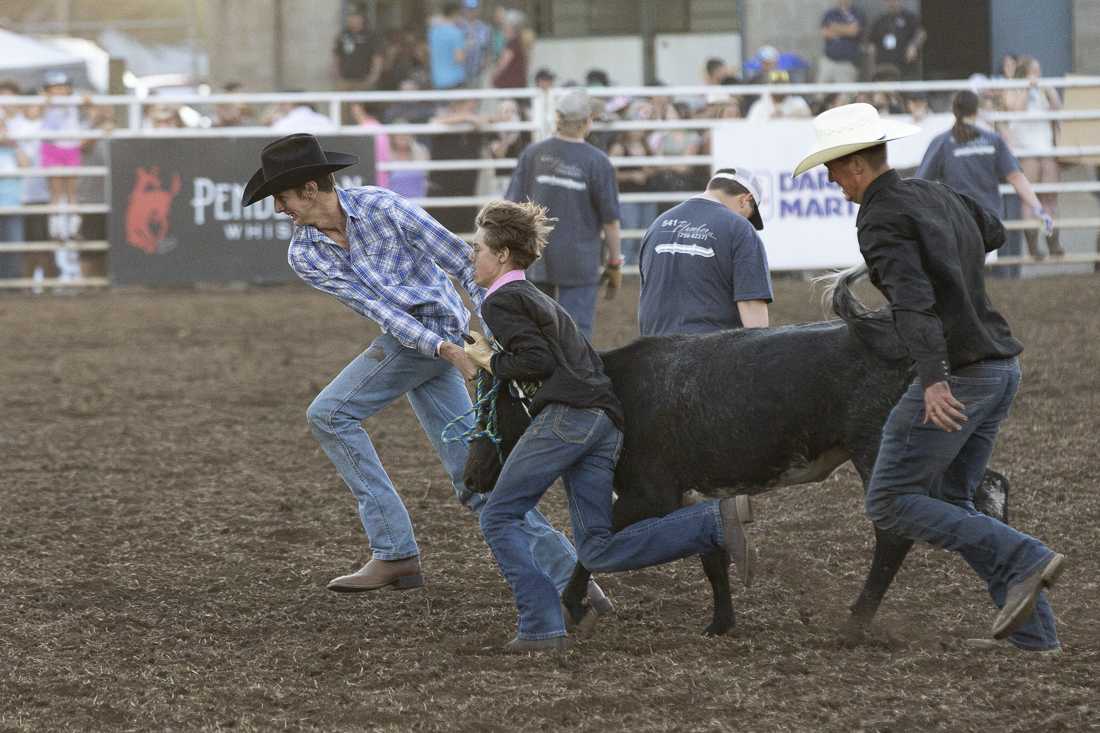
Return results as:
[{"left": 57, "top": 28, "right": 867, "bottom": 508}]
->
[{"left": 1002, "top": 56, "right": 1064, "bottom": 258}]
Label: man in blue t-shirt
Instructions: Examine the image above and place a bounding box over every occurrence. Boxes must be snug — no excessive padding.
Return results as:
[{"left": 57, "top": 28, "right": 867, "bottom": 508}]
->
[
  {"left": 429, "top": 3, "right": 466, "bottom": 90},
  {"left": 817, "top": 0, "right": 865, "bottom": 84},
  {"left": 505, "top": 89, "right": 622, "bottom": 337},
  {"left": 638, "top": 169, "right": 773, "bottom": 337}
]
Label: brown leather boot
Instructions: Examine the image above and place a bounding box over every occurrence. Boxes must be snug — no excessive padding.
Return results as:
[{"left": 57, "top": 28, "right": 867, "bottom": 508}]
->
[{"left": 326, "top": 557, "right": 424, "bottom": 592}]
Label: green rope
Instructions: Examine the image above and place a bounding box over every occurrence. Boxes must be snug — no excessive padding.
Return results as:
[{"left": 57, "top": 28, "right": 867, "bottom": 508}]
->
[{"left": 441, "top": 373, "right": 504, "bottom": 461}]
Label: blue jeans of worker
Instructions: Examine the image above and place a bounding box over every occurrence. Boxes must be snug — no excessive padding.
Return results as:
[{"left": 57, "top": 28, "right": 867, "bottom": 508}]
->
[
  {"left": 533, "top": 282, "right": 599, "bottom": 338},
  {"left": 480, "top": 404, "right": 725, "bottom": 640},
  {"left": 306, "top": 334, "right": 577, "bottom": 590},
  {"left": 620, "top": 201, "right": 658, "bottom": 266},
  {"left": 866, "top": 357, "right": 1059, "bottom": 650}
]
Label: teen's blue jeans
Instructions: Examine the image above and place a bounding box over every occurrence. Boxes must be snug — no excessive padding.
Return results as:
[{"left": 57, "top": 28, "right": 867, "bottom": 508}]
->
[
  {"left": 480, "top": 403, "right": 725, "bottom": 640},
  {"left": 306, "top": 334, "right": 577, "bottom": 591},
  {"left": 866, "top": 357, "right": 1059, "bottom": 651}
]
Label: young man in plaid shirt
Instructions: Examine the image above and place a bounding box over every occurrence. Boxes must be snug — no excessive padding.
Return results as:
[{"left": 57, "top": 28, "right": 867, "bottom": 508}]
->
[{"left": 242, "top": 133, "right": 610, "bottom": 612}]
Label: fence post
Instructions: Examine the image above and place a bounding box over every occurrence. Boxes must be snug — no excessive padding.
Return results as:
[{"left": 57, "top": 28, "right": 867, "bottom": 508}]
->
[
  {"left": 128, "top": 98, "right": 142, "bottom": 131},
  {"left": 533, "top": 88, "right": 552, "bottom": 141}
]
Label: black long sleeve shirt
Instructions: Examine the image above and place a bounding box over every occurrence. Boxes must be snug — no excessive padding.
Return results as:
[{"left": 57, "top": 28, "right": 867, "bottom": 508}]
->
[
  {"left": 856, "top": 170, "right": 1023, "bottom": 387},
  {"left": 483, "top": 280, "right": 624, "bottom": 429}
]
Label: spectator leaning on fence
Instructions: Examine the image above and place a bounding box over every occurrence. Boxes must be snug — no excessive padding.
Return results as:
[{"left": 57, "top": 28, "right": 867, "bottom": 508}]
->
[
  {"left": 1002, "top": 55, "right": 1064, "bottom": 258},
  {"left": 637, "top": 168, "right": 773, "bottom": 337},
  {"left": 238, "top": 133, "right": 610, "bottom": 611},
  {"left": 817, "top": 0, "right": 865, "bottom": 85},
  {"left": 504, "top": 89, "right": 623, "bottom": 338}
]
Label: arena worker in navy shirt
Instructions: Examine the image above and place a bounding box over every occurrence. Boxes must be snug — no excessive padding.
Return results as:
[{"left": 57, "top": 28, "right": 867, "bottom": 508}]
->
[
  {"left": 505, "top": 89, "right": 623, "bottom": 338},
  {"left": 638, "top": 168, "right": 774, "bottom": 337},
  {"left": 817, "top": 0, "right": 865, "bottom": 84},
  {"left": 917, "top": 90, "right": 1054, "bottom": 242}
]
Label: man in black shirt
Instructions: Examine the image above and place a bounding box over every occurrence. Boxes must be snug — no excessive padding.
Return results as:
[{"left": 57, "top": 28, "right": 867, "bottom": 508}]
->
[
  {"left": 332, "top": 5, "right": 383, "bottom": 91},
  {"left": 794, "top": 103, "right": 1065, "bottom": 651},
  {"left": 866, "top": 0, "right": 926, "bottom": 80}
]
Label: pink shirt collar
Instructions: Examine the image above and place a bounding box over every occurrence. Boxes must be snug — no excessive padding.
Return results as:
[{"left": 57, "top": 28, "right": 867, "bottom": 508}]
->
[{"left": 485, "top": 269, "right": 526, "bottom": 298}]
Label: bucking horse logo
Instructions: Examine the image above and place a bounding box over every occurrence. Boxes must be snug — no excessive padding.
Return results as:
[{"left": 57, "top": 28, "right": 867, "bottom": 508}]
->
[{"left": 125, "top": 166, "right": 182, "bottom": 254}]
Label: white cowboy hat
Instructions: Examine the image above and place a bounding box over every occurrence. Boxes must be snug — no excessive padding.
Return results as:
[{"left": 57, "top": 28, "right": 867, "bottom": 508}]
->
[{"left": 793, "top": 103, "right": 920, "bottom": 177}]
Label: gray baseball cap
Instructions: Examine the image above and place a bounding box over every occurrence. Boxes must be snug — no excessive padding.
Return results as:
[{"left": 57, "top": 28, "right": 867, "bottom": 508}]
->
[{"left": 556, "top": 90, "right": 593, "bottom": 121}]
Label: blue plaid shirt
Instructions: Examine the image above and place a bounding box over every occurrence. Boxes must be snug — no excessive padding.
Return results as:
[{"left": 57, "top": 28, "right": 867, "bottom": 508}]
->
[{"left": 288, "top": 187, "right": 483, "bottom": 357}]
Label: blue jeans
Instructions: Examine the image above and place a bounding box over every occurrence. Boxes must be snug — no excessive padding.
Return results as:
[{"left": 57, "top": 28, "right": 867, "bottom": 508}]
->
[
  {"left": 306, "top": 334, "right": 578, "bottom": 590},
  {"left": 866, "top": 357, "right": 1059, "bottom": 650},
  {"left": 480, "top": 403, "right": 724, "bottom": 640},
  {"left": 533, "top": 282, "right": 599, "bottom": 338},
  {"left": 620, "top": 201, "right": 658, "bottom": 266}
]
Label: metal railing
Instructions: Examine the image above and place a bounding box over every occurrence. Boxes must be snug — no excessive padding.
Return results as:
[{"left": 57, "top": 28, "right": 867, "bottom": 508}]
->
[{"left": 1, "top": 76, "right": 1099, "bottom": 289}]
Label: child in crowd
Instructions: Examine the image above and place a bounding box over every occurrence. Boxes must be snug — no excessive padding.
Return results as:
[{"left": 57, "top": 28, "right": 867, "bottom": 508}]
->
[{"left": 463, "top": 199, "right": 756, "bottom": 653}]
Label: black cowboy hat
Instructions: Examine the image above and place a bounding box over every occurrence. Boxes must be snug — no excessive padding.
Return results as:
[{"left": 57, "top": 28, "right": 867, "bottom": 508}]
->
[{"left": 241, "top": 133, "right": 358, "bottom": 206}]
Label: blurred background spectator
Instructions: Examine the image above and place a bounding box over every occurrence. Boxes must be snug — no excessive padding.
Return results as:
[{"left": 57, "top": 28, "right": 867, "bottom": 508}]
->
[
  {"left": 609, "top": 101, "right": 658, "bottom": 266},
  {"left": 427, "top": 97, "right": 485, "bottom": 232},
  {"left": 490, "top": 9, "right": 530, "bottom": 92},
  {"left": 866, "top": 0, "right": 927, "bottom": 81},
  {"left": 331, "top": 3, "right": 383, "bottom": 92},
  {"left": 534, "top": 67, "right": 556, "bottom": 92},
  {"left": 0, "top": 82, "right": 24, "bottom": 280},
  {"left": 40, "top": 71, "right": 85, "bottom": 283},
  {"left": 1002, "top": 55, "right": 1064, "bottom": 258},
  {"left": 386, "top": 122, "right": 430, "bottom": 199},
  {"left": 7, "top": 93, "right": 52, "bottom": 289},
  {"left": 486, "top": 98, "right": 528, "bottom": 193},
  {"left": 144, "top": 103, "right": 184, "bottom": 129},
  {"left": 746, "top": 71, "right": 811, "bottom": 120},
  {"left": 817, "top": 0, "right": 865, "bottom": 84},
  {"left": 269, "top": 98, "right": 336, "bottom": 133},
  {"left": 212, "top": 81, "right": 251, "bottom": 127},
  {"left": 429, "top": 3, "right": 467, "bottom": 90},
  {"left": 350, "top": 103, "right": 391, "bottom": 188},
  {"left": 383, "top": 77, "right": 436, "bottom": 124},
  {"left": 460, "top": 0, "right": 493, "bottom": 88},
  {"left": 378, "top": 29, "right": 429, "bottom": 91}
]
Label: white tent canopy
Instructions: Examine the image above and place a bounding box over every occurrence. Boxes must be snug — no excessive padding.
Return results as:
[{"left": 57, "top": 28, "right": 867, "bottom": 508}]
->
[{"left": 0, "top": 27, "right": 90, "bottom": 91}]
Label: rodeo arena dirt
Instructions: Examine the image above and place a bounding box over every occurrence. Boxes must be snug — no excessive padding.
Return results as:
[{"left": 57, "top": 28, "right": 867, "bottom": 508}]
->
[{"left": 3, "top": 21, "right": 1100, "bottom": 732}]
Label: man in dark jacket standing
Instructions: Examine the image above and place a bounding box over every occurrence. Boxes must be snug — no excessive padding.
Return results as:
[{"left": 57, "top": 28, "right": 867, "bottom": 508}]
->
[{"left": 794, "top": 103, "right": 1065, "bottom": 652}]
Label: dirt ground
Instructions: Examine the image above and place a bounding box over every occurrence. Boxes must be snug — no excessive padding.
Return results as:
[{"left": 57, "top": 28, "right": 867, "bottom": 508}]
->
[{"left": 1, "top": 274, "right": 1097, "bottom": 732}]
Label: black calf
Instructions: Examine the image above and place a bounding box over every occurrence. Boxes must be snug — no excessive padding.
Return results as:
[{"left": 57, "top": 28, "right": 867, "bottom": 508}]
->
[{"left": 464, "top": 267, "right": 1009, "bottom": 637}]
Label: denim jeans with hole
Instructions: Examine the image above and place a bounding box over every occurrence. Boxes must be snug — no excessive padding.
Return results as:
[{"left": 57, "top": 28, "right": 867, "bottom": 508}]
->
[
  {"left": 306, "top": 334, "right": 577, "bottom": 591},
  {"left": 866, "top": 357, "right": 1059, "bottom": 650},
  {"left": 479, "top": 403, "right": 724, "bottom": 640}
]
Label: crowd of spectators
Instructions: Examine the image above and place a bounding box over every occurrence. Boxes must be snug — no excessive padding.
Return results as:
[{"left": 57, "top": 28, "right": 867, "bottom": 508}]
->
[{"left": 0, "top": 0, "right": 1085, "bottom": 282}]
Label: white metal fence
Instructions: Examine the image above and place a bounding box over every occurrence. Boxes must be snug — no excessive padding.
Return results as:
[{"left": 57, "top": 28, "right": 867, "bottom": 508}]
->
[{"left": 1, "top": 77, "right": 1099, "bottom": 289}]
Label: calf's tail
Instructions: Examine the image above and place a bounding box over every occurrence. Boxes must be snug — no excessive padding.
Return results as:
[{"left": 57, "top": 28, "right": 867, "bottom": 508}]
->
[{"left": 816, "top": 264, "right": 909, "bottom": 362}]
